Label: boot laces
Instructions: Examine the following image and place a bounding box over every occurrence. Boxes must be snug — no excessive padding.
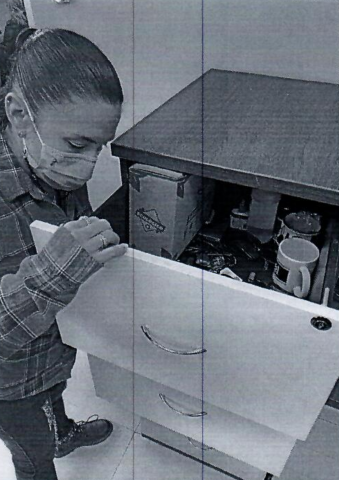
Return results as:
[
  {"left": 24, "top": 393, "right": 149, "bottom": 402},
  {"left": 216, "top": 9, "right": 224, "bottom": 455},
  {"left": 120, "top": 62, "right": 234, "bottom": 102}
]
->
[
  {"left": 74, "top": 414, "right": 100, "bottom": 433},
  {"left": 58, "top": 414, "right": 100, "bottom": 444}
]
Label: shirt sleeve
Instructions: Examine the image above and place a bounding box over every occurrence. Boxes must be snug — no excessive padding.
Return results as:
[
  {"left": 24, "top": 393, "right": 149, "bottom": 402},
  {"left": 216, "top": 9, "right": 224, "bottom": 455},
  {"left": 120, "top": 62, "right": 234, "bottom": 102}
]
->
[{"left": 0, "top": 226, "right": 102, "bottom": 360}]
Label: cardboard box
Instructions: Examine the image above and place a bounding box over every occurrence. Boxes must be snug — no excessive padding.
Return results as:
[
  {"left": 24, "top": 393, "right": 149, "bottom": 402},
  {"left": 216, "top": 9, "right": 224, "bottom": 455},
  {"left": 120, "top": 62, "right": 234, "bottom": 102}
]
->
[{"left": 129, "top": 164, "right": 215, "bottom": 259}]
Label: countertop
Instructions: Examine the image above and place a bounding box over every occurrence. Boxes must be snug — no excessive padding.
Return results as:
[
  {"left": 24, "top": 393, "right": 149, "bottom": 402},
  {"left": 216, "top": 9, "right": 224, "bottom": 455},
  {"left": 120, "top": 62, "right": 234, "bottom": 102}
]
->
[{"left": 112, "top": 69, "right": 339, "bottom": 205}]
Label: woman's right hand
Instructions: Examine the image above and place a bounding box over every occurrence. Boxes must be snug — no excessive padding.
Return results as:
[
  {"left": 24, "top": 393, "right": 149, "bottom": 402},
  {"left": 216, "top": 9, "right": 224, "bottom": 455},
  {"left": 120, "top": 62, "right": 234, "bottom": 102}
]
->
[{"left": 64, "top": 216, "right": 128, "bottom": 264}]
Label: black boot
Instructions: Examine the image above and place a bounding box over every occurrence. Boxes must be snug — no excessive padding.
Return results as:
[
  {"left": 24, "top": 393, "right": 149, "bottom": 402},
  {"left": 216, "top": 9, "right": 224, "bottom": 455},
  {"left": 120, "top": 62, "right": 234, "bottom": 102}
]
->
[{"left": 55, "top": 415, "right": 113, "bottom": 458}]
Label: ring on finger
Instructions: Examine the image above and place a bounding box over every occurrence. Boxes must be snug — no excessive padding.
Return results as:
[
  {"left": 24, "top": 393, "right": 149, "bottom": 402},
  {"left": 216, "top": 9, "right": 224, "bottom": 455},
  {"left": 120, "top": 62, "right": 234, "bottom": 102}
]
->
[
  {"left": 81, "top": 216, "right": 91, "bottom": 226},
  {"left": 99, "top": 233, "right": 108, "bottom": 250}
]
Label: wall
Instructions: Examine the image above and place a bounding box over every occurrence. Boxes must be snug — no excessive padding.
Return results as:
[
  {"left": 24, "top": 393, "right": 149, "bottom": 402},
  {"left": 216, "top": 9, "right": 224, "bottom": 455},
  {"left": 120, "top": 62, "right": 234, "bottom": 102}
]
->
[
  {"left": 204, "top": 0, "right": 339, "bottom": 85},
  {"left": 0, "top": 0, "right": 10, "bottom": 43},
  {"left": 23, "top": 0, "right": 339, "bottom": 209}
]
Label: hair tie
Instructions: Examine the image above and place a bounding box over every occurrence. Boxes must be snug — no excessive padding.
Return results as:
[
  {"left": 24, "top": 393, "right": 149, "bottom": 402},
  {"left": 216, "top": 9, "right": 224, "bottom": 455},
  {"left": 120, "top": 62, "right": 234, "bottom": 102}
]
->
[
  {"left": 30, "top": 29, "right": 49, "bottom": 42},
  {"left": 15, "top": 28, "right": 52, "bottom": 51}
]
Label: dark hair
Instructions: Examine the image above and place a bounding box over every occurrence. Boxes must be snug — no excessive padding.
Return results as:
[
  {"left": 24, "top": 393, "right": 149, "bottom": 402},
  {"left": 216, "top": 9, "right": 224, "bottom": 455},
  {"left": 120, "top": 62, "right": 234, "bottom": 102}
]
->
[{"left": 0, "top": 28, "right": 123, "bottom": 130}]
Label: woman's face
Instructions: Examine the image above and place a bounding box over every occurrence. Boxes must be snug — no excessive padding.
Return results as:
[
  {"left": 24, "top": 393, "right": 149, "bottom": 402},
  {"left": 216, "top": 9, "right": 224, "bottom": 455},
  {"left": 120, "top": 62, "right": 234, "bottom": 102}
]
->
[{"left": 24, "top": 97, "right": 122, "bottom": 189}]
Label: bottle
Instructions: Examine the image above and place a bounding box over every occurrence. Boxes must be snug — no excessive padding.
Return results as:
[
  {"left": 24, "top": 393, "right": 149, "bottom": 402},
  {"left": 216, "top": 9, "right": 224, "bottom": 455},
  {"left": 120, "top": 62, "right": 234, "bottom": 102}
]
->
[
  {"left": 230, "top": 199, "right": 249, "bottom": 231},
  {"left": 247, "top": 189, "right": 281, "bottom": 244}
]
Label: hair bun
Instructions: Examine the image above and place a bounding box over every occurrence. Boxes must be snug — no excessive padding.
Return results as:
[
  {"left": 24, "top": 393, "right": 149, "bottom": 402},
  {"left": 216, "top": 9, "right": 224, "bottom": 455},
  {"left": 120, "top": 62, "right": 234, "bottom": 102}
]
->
[{"left": 15, "top": 28, "right": 37, "bottom": 50}]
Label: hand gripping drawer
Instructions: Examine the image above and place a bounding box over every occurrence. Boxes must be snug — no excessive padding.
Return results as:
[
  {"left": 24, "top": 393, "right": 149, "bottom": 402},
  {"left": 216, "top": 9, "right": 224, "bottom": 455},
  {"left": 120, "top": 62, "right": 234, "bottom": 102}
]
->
[
  {"left": 88, "top": 354, "right": 296, "bottom": 477},
  {"left": 57, "top": 248, "right": 339, "bottom": 443}
]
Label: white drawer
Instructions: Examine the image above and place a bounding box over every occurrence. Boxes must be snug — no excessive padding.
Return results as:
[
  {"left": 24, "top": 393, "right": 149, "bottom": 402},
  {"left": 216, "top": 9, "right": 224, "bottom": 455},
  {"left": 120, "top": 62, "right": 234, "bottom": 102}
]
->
[
  {"left": 57, "top": 248, "right": 339, "bottom": 442},
  {"left": 88, "top": 355, "right": 296, "bottom": 477},
  {"left": 114, "top": 433, "right": 235, "bottom": 480},
  {"left": 140, "top": 418, "right": 267, "bottom": 480}
]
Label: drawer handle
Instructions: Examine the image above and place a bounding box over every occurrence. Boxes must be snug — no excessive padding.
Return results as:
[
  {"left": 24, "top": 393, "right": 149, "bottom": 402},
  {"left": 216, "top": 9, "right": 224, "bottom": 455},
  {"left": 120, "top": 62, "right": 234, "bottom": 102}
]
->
[
  {"left": 141, "top": 325, "right": 206, "bottom": 355},
  {"left": 188, "top": 437, "right": 213, "bottom": 451},
  {"left": 159, "top": 393, "right": 207, "bottom": 417}
]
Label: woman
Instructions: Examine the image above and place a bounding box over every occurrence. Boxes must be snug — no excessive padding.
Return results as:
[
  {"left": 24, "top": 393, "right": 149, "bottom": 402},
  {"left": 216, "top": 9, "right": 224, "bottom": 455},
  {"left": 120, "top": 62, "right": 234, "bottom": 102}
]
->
[{"left": 0, "top": 28, "right": 127, "bottom": 480}]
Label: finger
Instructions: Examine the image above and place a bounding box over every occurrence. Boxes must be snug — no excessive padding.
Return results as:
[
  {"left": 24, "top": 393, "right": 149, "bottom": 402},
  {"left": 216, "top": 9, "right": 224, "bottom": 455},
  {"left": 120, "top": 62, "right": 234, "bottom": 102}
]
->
[
  {"left": 64, "top": 216, "right": 96, "bottom": 231},
  {"left": 84, "top": 229, "right": 120, "bottom": 254},
  {"left": 93, "top": 243, "right": 128, "bottom": 263},
  {"left": 64, "top": 219, "right": 85, "bottom": 231},
  {"left": 80, "top": 219, "right": 112, "bottom": 239},
  {"left": 100, "top": 228, "right": 120, "bottom": 246}
]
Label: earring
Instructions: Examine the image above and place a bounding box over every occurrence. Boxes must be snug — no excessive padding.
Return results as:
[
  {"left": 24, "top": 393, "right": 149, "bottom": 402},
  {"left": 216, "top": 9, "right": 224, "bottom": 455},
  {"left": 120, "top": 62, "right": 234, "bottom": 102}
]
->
[{"left": 22, "top": 139, "right": 27, "bottom": 159}]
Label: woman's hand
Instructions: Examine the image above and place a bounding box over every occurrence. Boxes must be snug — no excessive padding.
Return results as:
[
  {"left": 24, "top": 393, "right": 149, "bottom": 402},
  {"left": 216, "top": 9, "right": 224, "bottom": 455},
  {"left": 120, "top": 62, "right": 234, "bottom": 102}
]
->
[{"left": 64, "top": 216, "right": 128, "bottom": 264}]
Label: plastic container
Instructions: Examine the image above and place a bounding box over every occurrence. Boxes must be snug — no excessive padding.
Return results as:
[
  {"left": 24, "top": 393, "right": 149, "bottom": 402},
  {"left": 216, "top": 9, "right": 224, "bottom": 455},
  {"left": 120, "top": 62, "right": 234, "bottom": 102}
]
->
[
  {"left": 230, "top": 199, "right": 249, "bottom": 231},
  {"left": 247, "top": 189, "right": 281, "bottom": 244}
]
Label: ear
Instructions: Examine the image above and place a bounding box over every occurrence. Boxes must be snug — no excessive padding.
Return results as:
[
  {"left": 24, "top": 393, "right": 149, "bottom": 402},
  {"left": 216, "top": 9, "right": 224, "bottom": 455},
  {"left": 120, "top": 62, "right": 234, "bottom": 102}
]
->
[{"left": 5, "top": 93, "right": 33, "bottom": 136}]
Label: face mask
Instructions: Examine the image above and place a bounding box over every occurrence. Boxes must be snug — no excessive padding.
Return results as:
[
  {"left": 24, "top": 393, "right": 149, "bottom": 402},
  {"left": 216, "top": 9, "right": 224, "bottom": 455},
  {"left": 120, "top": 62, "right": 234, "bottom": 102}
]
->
[{"left": 22, "top": 99, "right": 98, "bottom": 191}]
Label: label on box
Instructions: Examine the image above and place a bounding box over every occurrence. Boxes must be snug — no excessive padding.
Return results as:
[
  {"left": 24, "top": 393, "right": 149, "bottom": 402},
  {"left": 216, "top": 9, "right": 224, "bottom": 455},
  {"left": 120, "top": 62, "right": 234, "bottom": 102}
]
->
[{"left": 135, "top": 208, "right": 166, "bottom": 234}]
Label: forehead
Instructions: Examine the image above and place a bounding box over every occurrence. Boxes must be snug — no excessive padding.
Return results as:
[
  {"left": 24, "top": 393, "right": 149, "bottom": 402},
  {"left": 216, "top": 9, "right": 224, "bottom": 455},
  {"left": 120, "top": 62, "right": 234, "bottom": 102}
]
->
[{"left": 36, "top": 98, "right": 121, "bottom": 143}]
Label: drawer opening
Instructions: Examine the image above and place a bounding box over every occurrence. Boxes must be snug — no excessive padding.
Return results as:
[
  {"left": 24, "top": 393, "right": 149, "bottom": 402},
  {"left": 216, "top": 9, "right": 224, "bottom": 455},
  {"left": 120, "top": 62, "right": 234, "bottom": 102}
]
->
[
  {"left": 178, "top": 180, "right": 339, "bottom": 309},
  {"left": 95, "top": 164, "right": 339, "bottom": 310}
]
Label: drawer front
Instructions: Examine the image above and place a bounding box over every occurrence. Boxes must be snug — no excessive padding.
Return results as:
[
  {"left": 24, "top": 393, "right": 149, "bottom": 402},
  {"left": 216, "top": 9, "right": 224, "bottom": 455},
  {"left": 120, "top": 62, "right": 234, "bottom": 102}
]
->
[
  {"left": 58, "top": 248, "right": 339, "bottom": 442},
  {"left": 58, "top": 249, "right": 205, "bottom": 397},
  {"left": 140, "top": 418, "right": 266, "bottom": 480},
  {"left": 114, "top": 433, "right": 235, "bottom": 480},
  {"left": 202, "top": 278, "right": 339, "bottom": 441},
  {"left": 88, "top": 355, "right": 296, "bottom": 477}
]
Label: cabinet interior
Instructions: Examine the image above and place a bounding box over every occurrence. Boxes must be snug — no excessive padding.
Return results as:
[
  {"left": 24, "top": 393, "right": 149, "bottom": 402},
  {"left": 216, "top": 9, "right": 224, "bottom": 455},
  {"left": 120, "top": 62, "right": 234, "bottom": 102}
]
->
[
  {"left": 95, "top": 164, "right": 339, "bottom": 309},
  {"left": 193, "top": 179, "right": 339, "bottom": 308}
]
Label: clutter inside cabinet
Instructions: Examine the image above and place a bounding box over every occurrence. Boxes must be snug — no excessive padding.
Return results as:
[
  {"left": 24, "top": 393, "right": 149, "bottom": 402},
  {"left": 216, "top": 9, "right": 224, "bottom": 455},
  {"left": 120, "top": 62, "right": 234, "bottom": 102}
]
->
[{"left": 127, "top": 169, "right": 337, "bottom": 305}]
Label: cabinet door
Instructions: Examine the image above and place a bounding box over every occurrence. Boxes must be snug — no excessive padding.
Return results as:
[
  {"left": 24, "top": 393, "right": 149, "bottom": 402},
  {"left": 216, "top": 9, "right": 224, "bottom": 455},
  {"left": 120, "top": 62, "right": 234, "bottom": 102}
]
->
[{"left": 57, "top": 248, "right": 339, "bottom": 442}]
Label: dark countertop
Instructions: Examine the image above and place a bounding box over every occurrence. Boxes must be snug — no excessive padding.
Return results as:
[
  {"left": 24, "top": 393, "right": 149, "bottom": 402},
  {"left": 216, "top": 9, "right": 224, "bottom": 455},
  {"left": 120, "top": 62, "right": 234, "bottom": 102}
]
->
[{"left": 112, "top": 69, "right": 339, "bottom": 205}]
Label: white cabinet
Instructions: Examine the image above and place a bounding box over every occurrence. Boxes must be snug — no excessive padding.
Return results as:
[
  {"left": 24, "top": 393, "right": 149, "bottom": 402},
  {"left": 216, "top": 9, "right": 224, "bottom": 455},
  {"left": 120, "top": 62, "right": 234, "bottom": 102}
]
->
[
  {"left": 31, "top": 220, "right": 339, "bottom": 476},
  {"left": 55, "top": 246, "right": 339, "bottom": 477},
  {"left": 88, "top": 355, "right": 296, "bottom": 477}
]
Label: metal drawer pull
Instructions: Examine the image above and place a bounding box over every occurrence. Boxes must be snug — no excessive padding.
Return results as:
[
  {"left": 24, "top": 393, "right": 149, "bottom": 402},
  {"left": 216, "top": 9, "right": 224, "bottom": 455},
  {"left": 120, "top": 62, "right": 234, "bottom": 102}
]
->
[
  {"left": 188, "top": 437, "right": 213, "bottom": 451},
  {"left": 141, "top": 325, "right": 206, "bottom": 355},
  {"left": 159, "top": 393, "right": 207, "bottom": 417}
]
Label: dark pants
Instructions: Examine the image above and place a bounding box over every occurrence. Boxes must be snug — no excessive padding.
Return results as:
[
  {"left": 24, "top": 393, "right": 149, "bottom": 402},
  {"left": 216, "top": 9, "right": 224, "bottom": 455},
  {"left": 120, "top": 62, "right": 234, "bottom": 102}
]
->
[{"left": 0, "top": 382, "right": 74, "bottom": 480}]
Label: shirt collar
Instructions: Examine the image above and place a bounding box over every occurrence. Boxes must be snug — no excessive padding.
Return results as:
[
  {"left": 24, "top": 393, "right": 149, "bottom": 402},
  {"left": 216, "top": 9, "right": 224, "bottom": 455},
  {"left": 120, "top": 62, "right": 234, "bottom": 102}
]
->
[{"left": 0, "top": 133, "right": 54, "bottom": 202}]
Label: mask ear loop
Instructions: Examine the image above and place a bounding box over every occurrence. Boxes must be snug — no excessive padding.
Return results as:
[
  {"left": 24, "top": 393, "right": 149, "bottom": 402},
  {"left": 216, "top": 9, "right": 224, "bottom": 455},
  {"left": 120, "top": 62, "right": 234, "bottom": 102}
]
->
[
  {"left": 21, "top": 96, "right": 44, "bottom": 146},
  {"left": 19, "top": 97, "right": 41, "bottom": 183},
  {"left": 22, "top": 137, "right": 39, "bottom": 183}
]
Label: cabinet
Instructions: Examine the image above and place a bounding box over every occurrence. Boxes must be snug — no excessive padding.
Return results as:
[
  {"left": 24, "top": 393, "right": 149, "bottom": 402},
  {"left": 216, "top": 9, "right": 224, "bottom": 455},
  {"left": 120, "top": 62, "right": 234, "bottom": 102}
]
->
[{"left": 56, "top": 70, "right": 339, "bottom": 479}]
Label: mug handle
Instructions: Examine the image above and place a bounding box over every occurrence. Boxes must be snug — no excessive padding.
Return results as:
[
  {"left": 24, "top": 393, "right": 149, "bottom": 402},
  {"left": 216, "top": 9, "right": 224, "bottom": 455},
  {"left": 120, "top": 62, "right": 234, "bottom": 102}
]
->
[{"left": 293, "top": 266, "right": 311, "bottom": 299}]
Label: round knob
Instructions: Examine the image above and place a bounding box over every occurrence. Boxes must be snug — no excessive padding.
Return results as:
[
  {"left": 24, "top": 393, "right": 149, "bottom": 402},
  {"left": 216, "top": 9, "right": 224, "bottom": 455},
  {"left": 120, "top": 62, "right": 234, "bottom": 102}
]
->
[{"left": 311, "top": 317, "right": 332, "bottom": 331}]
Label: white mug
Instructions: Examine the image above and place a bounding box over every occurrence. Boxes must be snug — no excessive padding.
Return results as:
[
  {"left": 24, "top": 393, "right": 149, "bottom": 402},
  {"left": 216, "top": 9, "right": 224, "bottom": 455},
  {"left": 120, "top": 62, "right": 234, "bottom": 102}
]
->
[{"left": 272, "top": 238, "right": 319, "bottom": 298}]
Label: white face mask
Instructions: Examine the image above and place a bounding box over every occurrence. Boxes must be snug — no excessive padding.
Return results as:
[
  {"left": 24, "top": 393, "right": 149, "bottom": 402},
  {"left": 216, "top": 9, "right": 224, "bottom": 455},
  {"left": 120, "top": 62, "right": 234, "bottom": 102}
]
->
[{"left": 22, "top": 100, "right": 98, "bottom": 191}]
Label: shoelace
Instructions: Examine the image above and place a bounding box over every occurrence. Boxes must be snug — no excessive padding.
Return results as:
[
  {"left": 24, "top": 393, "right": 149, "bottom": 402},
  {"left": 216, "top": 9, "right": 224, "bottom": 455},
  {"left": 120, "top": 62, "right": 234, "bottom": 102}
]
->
[{"left": 57, "top": 414, "right": 100, "bottom": 444}]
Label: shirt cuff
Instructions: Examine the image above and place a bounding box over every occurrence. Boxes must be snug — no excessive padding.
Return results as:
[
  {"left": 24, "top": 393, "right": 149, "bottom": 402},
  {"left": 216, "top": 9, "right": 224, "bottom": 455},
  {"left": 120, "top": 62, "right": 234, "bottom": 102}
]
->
[{"left": 26, "top": 226, "right": 102, "bottom": 297}]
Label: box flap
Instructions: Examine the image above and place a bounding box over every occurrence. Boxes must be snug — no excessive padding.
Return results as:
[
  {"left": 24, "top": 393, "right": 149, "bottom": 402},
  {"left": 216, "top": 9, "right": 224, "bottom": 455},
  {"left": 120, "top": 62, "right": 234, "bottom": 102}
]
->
[{"left": 130, "top": 164, "right": 187, "bottom": 181}]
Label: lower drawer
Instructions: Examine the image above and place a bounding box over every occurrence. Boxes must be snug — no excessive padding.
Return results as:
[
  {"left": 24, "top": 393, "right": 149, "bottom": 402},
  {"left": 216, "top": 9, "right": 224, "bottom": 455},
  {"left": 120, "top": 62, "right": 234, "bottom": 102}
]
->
[
  {"left": 88, "top": 354, "right": 296, "bottom": 477},
  {"left": 141, "top": 418, "right": 267, "bottom": 480}
]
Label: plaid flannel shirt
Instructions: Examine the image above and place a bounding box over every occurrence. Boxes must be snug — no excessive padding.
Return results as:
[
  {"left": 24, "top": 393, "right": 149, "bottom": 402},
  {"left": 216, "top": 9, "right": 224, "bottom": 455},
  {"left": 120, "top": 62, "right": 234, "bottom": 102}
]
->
[{"left": 0, "top": 133, "right": 101, "bottom": 400}]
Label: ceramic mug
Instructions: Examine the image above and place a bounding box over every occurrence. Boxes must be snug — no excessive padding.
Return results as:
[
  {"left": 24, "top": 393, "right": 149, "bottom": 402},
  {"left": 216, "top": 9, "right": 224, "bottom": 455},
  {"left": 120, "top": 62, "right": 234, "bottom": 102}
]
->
[{"left": 272, "top": 238, "right": 320, "bottom": 298}]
